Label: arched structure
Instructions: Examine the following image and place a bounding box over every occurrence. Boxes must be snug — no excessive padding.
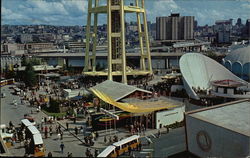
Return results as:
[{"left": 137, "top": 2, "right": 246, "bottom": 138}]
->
[
  {"left": 224, "top": 60, "right": 232, "bottom": 71},
  {"left": 224, "top": 45, "right": 250, "bottom": 81},
  {"left": 232, "top": 62, "right": 242, "bottom": 77},
  {"left": 243, "top": 63, "right": 250, "bottom": 80}
]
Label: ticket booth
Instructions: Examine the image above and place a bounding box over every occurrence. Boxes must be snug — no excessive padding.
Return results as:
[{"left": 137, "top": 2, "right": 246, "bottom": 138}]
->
[
  {"left": 32, "top": 133, "right": 45, "bottom": 157},
  {"left": 2, "top": 133, "right": 13, "bottom": 148}
]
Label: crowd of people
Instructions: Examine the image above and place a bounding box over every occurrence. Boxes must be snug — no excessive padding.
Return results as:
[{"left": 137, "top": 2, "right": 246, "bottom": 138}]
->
[
  {"left": 129, "top": 121, "right": 146, "bottom": 135},
  {"left": 8, "top": 73, "right": 184, "bottom": 157},
  {"left": 85, "top": 148, "right": 99, "bottom": 158}
]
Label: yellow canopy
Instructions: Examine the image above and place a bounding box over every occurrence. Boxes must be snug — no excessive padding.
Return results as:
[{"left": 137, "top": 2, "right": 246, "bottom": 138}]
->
[{"left": 90, "top": 88, "right": 178, "bottom": 113}]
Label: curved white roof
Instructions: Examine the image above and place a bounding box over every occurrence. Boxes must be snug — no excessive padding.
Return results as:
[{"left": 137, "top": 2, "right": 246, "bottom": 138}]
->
[
  {"left": 225, "top": 45, "right": 250, "bottom": 65},
  {"left": 180, "top": 53, "right": 248, "bottom": 100}
]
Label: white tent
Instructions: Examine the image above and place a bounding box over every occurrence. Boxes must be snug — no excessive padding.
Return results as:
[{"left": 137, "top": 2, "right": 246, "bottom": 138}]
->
[{"left": 180, "top": 53, "right": 248, "bottom": 100}]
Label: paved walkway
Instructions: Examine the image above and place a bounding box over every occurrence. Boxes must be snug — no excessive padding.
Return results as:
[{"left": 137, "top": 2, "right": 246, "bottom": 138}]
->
[{"left": 2, "top": 84, "right": 180, "bottom": 157}]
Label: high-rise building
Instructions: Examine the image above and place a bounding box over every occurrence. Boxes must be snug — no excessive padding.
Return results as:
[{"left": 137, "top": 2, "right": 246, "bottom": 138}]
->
[
  {"left": 194, "top": 20, "right": 198, "bottom": 30},
  {"left": 236, "top": 18, "right": 242, "bottom": 26},
  {"left": 217, "top": 31, "right": 230, "bottom": 43},
  {"left": 246, "top": 19, "right": 250, "bottom": 38},
  {"left": 156, "top": 13, "right": 194, "bottom": 40}
]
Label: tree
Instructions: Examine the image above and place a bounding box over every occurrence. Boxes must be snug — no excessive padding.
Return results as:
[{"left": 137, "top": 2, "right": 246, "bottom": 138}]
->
[
  {"left": 29, "top": 58, "right": 41, "bottom": 65},
  {"left": 205, "top": 51, "right": 218, "bottom": 61},
  {"left": 5, "top": 70, "right": 16, "bottom": 79},
  {"left": 21, "top": 55, "right": 28, "bottom": 66},
  {"left": 23, "top": 63, "right": 37, "bottom": 87},
  {"left": 4, "top": 63, "right": 16, "bottom": 79},
  {"left": 43, "top": 98, "right": 60, "bottom": 113},
  {"left": 21, "top": 55, "right": 41, "bottom": 66}
]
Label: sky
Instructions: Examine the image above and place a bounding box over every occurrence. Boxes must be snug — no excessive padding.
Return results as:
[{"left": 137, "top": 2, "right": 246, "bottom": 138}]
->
[{"left": 2, "top": 0, "right": 250, "bottom": 26}]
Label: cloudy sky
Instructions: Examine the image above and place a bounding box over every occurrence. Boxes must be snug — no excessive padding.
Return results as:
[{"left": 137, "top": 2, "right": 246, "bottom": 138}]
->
[{"left": 2, "top": 0, "right": 250, "bottom": 26}]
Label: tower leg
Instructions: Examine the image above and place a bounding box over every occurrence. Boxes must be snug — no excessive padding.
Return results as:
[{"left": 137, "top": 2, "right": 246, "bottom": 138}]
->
[
  {"left": 120, "top": 0, "right": 127, "bottom": 84},
  {"left": 84, "top": 0, "right": 93, "bottom": 72},
  {"left": 142, "top": 0, "right": 152, "bottom": 74},
  {"left": 92, "top": 0, "right": 99, "bottom": 72},
  {"left": 107, "top": 0, "right": 113, "bottom": 81},
  {"left": 136, "top": 0, "right": 145, "bottom": 71}
]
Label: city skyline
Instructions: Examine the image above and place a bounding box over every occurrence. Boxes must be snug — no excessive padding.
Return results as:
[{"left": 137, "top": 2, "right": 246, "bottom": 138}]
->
[{"left": 2, "top": 0, "right": 250, "bottom": 26}]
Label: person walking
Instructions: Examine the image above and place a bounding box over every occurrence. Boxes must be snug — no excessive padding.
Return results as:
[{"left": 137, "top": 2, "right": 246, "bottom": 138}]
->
[
  {"left": 49, "top": 125, "right": 53, "bottom": 137},
  {"left": 85, "top": 148, "right": 90, "bottom": 157},
  {"left": 89, "top": 149, "right": 93, "bottom": 158},
  {"left": 68, "top": 153, "right": 72, "bottom": 157},
  {"left": 142, "top": 124, "right": 145, "bottom": 135},
  {"left": 80, "top": 126, "right": 83, "bottom": 133},
  {"left": 104, "top": 136, "right": 107, "bottom": 144},
  {"left": 48, "top": 151, "right": 53, "bottom": 157},
  {"left": 95, "top": 131, "right": 99, "bottom": 140},
  {"left": 60, "top": 142, "right": 65, "bottom": 153},
  {"left": 128, "top": 146, "right": 132, "bottom": 156},
  {"left": 94, "top": 149, "right": 99, "bottom": 157},
  {"left": 9, "top": 121, "right": 13, "bottom": 128},
  {"left": 44, "top": 117, "right": 47, "bottom": 124},
  {"left": 66, "top": 122, "right": 69, "bottom": 130},
  {"left": 138, "top": 142, "right": 142, "bottom": 151},
  {"left": 74, "top": 127, "right": 78, "bottom": 135},
  {"left": 44, "top": 126, "right": 48, "bottom": 139},
  {"left": 56, "top": 125, "right": 59, "bottom": 134},
  {"left": 92, "top": 132, "right": 96, "bottom": 141},
  {"left": 60, "top": 131, "right": 63, "bottom": 140},
  {"left": 41, "top": 117, "right": 44, "bottom": 125},
  {"left": 157, "top": 129, "right": 161, "bottom": 138},
  {"left": 58, "top": 125, "right": 61, "bottom": 133}
]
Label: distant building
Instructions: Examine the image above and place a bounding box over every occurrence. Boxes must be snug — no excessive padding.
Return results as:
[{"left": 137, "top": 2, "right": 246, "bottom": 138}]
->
[
  {"left": 194, "top": 20, "right": 198, "bottom": 30},
  {"left": 223, "top": 45, "right": 250, "bottom": 81},
  {"left": 214, "top": 19, "right": 232, "bottom": 32},
  {"left": 236, "top": 18, "right": 242, "bottom": 26},
  {"left": 63, "top": 35, "right": 71, "bottom": 41},
  {"left": 1, "top": 43, "right": 26, "bottom": 55},
  {"left": 245, "top": 19, "right": 250, "bottom": 38},
  {"left": 26, "top": 43, "right": 55, "bottom": 50},
  {"left": 18, "top": 34, "right": 33, "bottom": 43},
  {"left": 65, "top": 41, "right": 86, "bottom": 52},
  {"left": 156, "top": 13, "right": 194, "bottom": 40},
  {"left": 1, "top": 43, "right": 57, "bottom": 55},
  {"left": 217, "top": 30, "right": 230, "bottom": 43},
  {"left": 1, "top": 56, "right": 22, "bottom": 72}
]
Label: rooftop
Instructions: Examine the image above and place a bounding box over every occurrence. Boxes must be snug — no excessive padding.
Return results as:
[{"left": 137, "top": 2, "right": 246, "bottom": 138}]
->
[
  {"left": 211, "top": 79, "right": 245, "bottom": 87},
  {"left": 224, "top": 45, "right": 250, "bottom": 65},
  {"left": 122, "top": 96, "right": 183, "bottom": 109},
  {"left": 187, "top": 99, "right": 250, "bottom": 137},
  {"left": 16, "top": 65, "right": 62, "bottom": 71},
  {"left": 90, "top": 80, "right": 151, "bottom": 101}
]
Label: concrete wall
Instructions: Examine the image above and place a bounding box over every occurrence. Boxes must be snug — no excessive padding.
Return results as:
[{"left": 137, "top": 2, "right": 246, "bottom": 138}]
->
[
  {"left": 156, "top": 105, "right": 185, "bottom": 129},
  {"left": 186, "top": 116, "right": 250, "bottom": 157}
]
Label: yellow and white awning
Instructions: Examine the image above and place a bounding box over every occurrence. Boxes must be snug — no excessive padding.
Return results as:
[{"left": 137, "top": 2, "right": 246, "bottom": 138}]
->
[{"left": 90, "top": 88, "right": 177, "bottom": 113}]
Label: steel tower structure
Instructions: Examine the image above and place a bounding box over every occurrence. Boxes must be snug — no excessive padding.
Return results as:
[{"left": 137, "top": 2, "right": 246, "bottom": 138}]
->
[{"left": 83, "top": 0, "right": 152, "bottom": 84}]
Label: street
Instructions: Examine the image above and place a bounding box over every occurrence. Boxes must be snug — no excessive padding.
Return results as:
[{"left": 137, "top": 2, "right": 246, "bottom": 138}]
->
[{"left": 1, "top": 85, "right": 93, "bottom": 157}]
